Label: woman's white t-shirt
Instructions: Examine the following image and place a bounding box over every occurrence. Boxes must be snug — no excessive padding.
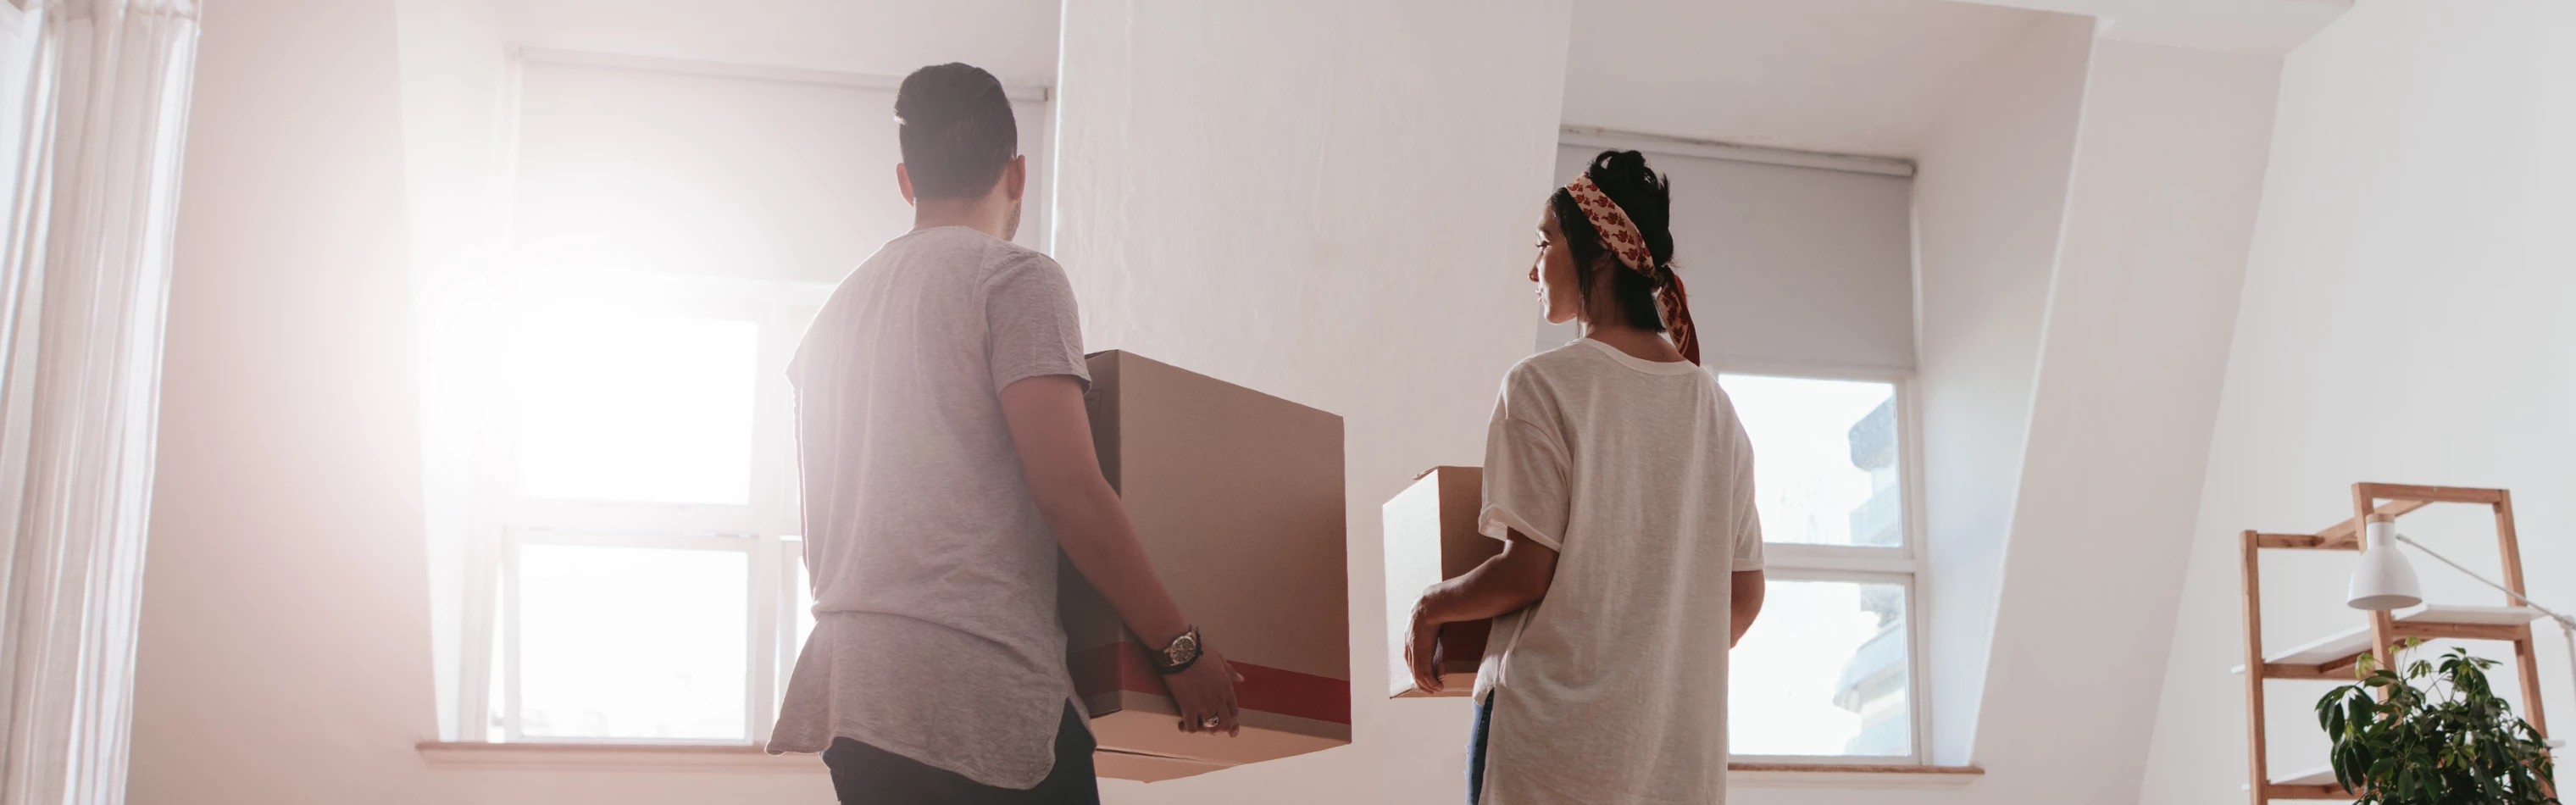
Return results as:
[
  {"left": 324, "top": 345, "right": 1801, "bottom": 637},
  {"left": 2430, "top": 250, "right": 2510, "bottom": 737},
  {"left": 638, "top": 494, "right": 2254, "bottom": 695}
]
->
[{"left": 1474, "top": 337, "right": 1764, "bottom": 805}]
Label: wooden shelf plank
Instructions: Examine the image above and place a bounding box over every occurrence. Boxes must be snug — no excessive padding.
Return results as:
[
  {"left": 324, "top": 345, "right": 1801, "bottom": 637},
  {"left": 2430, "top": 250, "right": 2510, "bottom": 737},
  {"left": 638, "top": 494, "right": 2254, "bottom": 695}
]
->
[
  {"left": 2257, "top": 663, "right": 2346, "bottom": 680},
  {"left": 2266, "top": 783, "right": 2358, "bottom": 799},
  {"left": 2272, "top": 766, "right": 2340, "bottom": 786},
  {"left": 2244, "top": 769, "right": 2356, "bottom": 798},
  {"left": 2231, "top": 605, "right": 2542, "bottom": 675},
  {"left": 2256, "top": 532, "right": 2351, "bottom": 551},
  {"left": 2256, "top": 741, "right": 2565, "bottom": 798},
  {"left": 2312, "top": 499, "right": 2432, "bottom": 549},
  {"left": 2354, "top": 483, "right": 2507, "bottom": 506}
]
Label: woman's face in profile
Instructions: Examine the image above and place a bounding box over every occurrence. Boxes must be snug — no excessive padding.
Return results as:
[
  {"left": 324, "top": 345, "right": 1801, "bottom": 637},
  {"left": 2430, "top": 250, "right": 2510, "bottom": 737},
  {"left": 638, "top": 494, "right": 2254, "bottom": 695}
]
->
[{"left": 1530, "top": 204, "right": 1583, "bottom": 325}]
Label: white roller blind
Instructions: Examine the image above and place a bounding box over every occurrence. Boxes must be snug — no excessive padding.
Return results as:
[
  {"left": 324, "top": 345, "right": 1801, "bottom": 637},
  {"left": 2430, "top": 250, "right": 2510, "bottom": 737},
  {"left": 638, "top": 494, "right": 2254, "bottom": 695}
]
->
[
  {"left": 511, "top": 60, "right": 1052, "bottom": 284},
  {"left": 1546, "top": 146, "right": 1915, "bottom": 372}
]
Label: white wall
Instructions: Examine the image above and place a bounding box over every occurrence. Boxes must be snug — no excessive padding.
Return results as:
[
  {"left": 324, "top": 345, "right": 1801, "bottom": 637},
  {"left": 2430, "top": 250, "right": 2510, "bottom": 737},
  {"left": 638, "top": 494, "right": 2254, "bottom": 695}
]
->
[
  {"left": 499, "top": 0, "right": 1061, "bottom": 88},
  {"left": 1957, "top": 0, "right": 2346, "bottom": 55},
  {"left": 1562, "top": 0, "right": 2045, "bottom": 159},
  {"left": 508, "top": 61, "right": 1053, "bottom": 281},
  {"left": 1907, "top": 17, "right": 2092, "bottom": 768},
  {"left": 1050, "top": 0, "right": 1572, "bottom": 801},
  {"left": 2139, "top": 3, "right": 2576, "bottom": 802},
  {"left": 134, "top": 0, "right": 442, "bottom": 802}
]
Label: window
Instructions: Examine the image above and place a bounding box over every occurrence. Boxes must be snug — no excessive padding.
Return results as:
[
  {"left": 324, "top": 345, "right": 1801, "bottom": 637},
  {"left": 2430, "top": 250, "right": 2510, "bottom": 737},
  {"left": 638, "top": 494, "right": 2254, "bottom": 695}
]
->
[
  {"left": 461, "top": 275, "right": 824, "bottom": 745},
  {"left": 1718, "top": 373, "right": 1926, "bottom": 763},
  {"left": 511, "top": 537, "right": 749, "bottom": 740},
  {"left": 432, "top": 54, "right": 1059, "bottom": 748}
]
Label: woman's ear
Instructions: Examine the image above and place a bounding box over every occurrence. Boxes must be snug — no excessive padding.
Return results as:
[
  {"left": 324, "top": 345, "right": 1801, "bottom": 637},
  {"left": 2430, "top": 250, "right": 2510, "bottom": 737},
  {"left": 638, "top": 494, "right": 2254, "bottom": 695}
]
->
[
  {"left": 1579, "top": 256, "right": 1625, "bottom": 323},
  {"left": 1587, "top": 255, "right": 1624, "bottom": 295}
]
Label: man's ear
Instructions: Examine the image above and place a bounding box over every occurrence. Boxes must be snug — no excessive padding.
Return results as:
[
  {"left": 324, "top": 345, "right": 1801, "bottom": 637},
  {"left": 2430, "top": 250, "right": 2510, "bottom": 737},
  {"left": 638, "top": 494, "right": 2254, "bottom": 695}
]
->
[
  {"left": 897, "top": 163, "right": 918, "bottom": 206},
  {"left": 1002, "top": 155, "right": 1027, "bottom": 203}
]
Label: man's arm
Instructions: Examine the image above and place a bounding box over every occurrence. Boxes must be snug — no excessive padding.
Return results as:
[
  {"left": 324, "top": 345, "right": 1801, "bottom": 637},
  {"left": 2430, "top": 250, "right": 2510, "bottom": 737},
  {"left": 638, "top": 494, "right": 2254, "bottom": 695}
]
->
[
  {"left": 997, "top": 375, "right": 1239, "bottom": 735},
  {"left": 1403, "top": 531, "right": 1557, "bottom": 693},
  {"left": 1729, "top": 569, "right": 1765, "bottom": 648}
]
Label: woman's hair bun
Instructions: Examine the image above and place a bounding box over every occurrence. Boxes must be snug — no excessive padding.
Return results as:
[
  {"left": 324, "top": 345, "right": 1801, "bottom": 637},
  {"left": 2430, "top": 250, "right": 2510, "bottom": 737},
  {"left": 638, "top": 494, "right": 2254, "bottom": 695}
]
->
[{"left": 1581, "top": 150, "right": 1674, "bottom": 266}]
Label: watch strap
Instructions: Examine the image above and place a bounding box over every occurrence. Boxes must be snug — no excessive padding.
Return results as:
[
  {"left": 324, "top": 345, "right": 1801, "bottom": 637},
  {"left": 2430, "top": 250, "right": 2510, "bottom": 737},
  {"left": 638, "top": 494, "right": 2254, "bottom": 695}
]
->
[{"left": 1152, "top": 625, "right": 1202, "bottom": 675}]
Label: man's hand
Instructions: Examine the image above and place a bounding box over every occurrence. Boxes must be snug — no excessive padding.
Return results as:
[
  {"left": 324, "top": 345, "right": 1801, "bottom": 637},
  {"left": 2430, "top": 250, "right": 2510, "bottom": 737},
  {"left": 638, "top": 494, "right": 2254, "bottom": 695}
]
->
[
  {"left": 1001, "top": 375, "right": 1243, "bottom": 731},
  {"left": 1404, "top": 605, "right": 1445, "bottom": 695},
  {"left": 1163, "top": 649, "right": 1244, "bottom": 736}
]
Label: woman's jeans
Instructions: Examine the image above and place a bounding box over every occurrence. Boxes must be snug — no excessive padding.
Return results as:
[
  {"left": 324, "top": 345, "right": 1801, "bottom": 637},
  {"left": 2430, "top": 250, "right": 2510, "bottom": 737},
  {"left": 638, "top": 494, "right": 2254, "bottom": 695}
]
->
[{"left": 1468, "top": 692, "right": 1496, "bottom": 804}]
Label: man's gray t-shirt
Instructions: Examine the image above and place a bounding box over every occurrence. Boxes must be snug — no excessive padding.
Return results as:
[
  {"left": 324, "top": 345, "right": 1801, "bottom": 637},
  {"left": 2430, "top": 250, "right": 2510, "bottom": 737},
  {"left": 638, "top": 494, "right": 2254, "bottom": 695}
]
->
[{"left": 768, "top": 226, "right": 1091, "bottom": 788}]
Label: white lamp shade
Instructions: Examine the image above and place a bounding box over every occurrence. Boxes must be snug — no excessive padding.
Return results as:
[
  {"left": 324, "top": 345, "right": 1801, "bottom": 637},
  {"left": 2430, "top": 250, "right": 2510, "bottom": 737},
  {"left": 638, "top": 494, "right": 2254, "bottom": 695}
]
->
[{"left": 2348, "top": 520, "right": 2423, "bottom": 611}]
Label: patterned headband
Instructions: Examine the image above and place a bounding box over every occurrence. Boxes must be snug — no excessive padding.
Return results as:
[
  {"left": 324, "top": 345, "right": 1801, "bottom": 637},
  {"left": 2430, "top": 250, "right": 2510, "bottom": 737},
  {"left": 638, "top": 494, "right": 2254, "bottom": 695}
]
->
[
  {"left": 1563, "top": 172, "right": 1702, "bottom": 364},
  {"left": 1563, "top": 175, "right": 1656, "bottom": 278}
]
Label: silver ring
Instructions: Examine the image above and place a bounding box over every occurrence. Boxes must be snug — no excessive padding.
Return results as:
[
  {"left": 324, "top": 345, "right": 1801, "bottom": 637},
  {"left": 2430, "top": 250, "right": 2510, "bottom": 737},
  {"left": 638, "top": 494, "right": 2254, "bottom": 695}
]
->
[{"left": 1201, "top": 716, "right": 1221, "bottom": 729}]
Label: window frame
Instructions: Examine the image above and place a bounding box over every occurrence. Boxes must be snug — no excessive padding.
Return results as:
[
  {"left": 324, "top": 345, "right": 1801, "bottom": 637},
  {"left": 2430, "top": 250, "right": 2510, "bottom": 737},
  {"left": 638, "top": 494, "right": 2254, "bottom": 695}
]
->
[
  {"left": 457, "top": 272, "right": 829, "bottom": 747},
  {"left": 1712, "top": 362, "right": 1933, "bottom": 767},
  {"left": 497, "top": 528, "right": 773, "bottom": 745}
]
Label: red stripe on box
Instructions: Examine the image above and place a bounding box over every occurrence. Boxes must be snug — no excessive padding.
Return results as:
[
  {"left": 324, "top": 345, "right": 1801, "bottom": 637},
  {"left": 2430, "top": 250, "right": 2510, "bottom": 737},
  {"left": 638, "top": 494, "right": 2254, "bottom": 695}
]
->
[{"left": 1069, "top": 643, "right": 1351, "bottom": 726}]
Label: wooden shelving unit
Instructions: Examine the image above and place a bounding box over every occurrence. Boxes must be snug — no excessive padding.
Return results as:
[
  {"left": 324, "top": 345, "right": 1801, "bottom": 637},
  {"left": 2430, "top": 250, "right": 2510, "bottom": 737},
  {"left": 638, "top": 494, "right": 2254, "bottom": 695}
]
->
[{"left": 2237, "top": 483, "right": 2554, "bottom": 802}]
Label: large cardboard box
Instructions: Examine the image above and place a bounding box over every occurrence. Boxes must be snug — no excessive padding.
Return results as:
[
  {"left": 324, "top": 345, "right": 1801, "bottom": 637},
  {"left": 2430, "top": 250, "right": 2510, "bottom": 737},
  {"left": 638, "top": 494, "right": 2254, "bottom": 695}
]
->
[
  {"left": 1382, "top": 466, "right": 1502, "bottom": 698},
  {"left": 1063, "top": 351, "right": 1350, "bottom": 780}
]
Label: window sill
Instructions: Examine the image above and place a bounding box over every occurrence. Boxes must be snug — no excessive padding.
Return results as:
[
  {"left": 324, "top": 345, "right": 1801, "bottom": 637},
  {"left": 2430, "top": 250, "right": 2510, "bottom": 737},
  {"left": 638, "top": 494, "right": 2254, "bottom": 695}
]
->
[
  {"left": 416, "top": 741, "right": 819, "bottom": 773},
  {"left": 415, "top": 743, "right": 1983, "bottom": 786},
  {"left": 1728, "top": 763, "right": 1984, "bottom": 789}
]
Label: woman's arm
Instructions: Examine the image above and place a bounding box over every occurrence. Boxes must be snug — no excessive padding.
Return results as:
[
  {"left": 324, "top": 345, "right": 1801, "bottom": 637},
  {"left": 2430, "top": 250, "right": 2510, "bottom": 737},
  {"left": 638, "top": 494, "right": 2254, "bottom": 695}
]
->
[
  {"left": 1729, "top": 569, "right": 1765, "bottom": 647},
  {"left": 998, "top": 375, "right": 1241, "bottom": 735},
  {"left": 1403, "top": 530, "right": 1558, "bottom": 694}
]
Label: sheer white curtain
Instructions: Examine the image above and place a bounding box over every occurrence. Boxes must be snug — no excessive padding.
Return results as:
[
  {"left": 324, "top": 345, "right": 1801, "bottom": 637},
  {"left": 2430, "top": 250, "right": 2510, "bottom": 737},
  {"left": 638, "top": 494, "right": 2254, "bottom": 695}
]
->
[{"left": 0, "top": 1, "right": 199, "bottom": 803}]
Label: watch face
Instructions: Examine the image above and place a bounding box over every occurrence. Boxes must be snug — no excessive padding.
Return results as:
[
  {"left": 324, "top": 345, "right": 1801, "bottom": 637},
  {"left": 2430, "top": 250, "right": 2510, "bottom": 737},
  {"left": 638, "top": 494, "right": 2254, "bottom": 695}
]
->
[{"left": 1167, "top": 632, "right": 1198, "bottom": 664}]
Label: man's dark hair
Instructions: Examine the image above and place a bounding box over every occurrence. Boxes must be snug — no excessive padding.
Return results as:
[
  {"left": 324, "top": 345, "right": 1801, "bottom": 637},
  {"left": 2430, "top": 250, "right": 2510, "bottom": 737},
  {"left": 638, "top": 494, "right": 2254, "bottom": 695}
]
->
[{"left": 894, "top": 63, "right": 1018, "bottom": 199}]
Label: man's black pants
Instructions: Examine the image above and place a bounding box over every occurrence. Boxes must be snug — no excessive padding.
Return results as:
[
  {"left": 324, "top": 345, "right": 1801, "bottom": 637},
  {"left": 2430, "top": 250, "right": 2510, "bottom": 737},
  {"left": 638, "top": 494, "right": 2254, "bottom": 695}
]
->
[{"left": 822, "top": 704, "right": 1099, "bottom": 804}]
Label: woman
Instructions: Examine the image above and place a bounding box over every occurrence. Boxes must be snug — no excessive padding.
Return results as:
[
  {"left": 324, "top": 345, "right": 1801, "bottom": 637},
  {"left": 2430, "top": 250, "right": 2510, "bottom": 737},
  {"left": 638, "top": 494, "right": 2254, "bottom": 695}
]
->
[{"left": 1405, "top": 150, "right": 1768, "bottom": 805}]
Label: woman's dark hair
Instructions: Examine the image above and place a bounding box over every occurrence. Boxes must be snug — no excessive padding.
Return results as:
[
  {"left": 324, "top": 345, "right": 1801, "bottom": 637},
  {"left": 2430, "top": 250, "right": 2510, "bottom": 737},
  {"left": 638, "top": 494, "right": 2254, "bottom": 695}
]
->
[
  {"left": 894, "top": 63, "right": 1018, "bottom": 198},
  {"left": 1549, "top": 150, "right": 1676, "bottom": 334}
]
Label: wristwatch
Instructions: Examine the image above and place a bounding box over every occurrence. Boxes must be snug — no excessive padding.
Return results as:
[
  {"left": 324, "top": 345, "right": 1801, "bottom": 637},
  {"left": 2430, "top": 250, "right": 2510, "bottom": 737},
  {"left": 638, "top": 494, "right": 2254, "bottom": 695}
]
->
[{"left": 1152, "top": 626, "right": 1203, "bottom": 675}]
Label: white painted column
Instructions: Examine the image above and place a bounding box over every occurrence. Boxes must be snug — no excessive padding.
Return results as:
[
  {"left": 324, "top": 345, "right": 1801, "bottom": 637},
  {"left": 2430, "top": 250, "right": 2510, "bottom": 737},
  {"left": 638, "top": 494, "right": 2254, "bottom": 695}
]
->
[
  {"left": 1969, "top": 38, "right": 2279, "bottom": 804},
  {"left": 0, "top": 2, "right": 200, "bottom": 804},
  {"left": 1052, "top": 2, "right": 1571, "bottom": 801},
  {"left": 1908, "top": 14, "right": 2096, "bottom": 767}
]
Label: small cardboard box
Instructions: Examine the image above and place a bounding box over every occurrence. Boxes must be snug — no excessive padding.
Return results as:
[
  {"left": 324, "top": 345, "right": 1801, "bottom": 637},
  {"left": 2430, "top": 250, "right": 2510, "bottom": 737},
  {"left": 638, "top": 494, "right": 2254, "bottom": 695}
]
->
[
  {"left": 1382, "top": 466, "right": 1501, "bottom": 698},
  {"left": 1063, "top": 351, "right": 1350, "bottom": 780}
]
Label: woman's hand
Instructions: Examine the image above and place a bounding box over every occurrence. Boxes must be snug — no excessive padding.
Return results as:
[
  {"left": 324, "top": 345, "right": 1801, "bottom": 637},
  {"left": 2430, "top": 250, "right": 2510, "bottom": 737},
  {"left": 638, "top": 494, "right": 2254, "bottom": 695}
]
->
[
  {"left": 1406, "top": 604, "right": 1446, "bottom": 695},
  {"left": 1402, "top": 534, "right": 1557, "bottom": 696},
  {"left": 1163, "top": 649, "right": 1244, "bottom": 736}
]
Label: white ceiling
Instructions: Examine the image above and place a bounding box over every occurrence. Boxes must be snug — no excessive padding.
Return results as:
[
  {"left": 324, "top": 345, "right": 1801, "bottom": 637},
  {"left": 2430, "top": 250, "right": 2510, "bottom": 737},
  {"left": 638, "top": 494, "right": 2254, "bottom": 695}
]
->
[
  {"left": 487, "top": 0, "right": 2340, "bottom": 163},
  {"left": 1561, "top": 0, "right": 2054, "bottom": 159},
  {"left": 1960, "top": 0, "right": 2348, "bottom": 54},
  {"left": 495, "top": 0, "right": 1062, "bottom": 88}
]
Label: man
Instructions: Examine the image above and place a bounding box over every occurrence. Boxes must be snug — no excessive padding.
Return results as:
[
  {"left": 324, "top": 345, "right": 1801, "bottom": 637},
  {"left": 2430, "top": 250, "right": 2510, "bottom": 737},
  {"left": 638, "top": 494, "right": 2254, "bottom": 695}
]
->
[{"left": 768, "top": 63, "right": 1239, "bottom": 804}]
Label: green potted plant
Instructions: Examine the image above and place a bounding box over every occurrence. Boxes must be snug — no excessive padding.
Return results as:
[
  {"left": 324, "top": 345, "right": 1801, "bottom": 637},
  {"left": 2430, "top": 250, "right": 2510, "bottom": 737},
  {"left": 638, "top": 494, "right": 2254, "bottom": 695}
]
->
[{"left": 2317, "top": 641, "right": 2560, "bottom": 804}]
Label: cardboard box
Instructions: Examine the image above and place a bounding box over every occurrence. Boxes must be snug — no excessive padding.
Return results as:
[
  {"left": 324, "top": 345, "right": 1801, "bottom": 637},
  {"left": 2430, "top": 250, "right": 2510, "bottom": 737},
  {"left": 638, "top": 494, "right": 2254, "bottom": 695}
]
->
[
  {"left": 1062, "top": 351, "right": 1349, "bottom": 781},
  {"left": 1091, "top": 750, "right": 1230, "bottom": 783},
  {"left": 1382, "top": 466, "right": 1502, "bottom": 698}
]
